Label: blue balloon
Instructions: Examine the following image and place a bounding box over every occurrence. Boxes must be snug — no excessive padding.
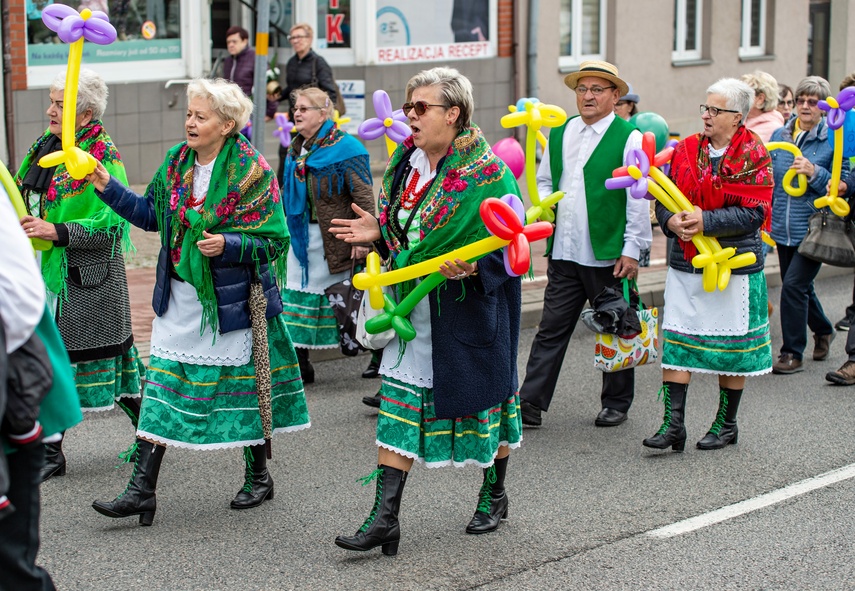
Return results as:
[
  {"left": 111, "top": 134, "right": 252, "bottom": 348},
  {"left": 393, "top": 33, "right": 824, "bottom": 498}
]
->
[{"left": 828, "top": 109, "right": 855, "bottom": 158}]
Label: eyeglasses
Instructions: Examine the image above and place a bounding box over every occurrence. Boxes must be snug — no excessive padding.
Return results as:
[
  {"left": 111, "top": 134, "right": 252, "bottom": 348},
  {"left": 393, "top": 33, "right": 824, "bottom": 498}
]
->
[
  {"left": 294, "top": 106, "right": 322, "bottom": 113},
  {"left": 699, "top": 104, "right": 740, "bottom": 117},
  {"left": 795, "top": 97, "right": 819, "bottom": 107},
  {"left": 779, "top": 99, "right": 795, "bottom": 108},
  {"left": 402, "top": 100, "right": 448, "bottom": 116},
  {"left": 575, "top": 85, "right": 616, "bottom": 96},
  {"left": 288, "top": 34, "right": 308, "bottom": 41}
]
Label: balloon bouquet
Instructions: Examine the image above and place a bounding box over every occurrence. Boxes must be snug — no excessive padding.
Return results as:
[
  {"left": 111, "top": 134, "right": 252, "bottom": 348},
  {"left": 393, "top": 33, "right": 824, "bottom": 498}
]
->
[{"left": 351, "top": 90, "right": 558, "bottom": 342}]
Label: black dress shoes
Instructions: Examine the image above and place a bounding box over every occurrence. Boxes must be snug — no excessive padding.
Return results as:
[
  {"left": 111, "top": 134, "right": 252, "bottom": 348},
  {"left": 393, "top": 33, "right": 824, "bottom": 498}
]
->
[
  {"left": 595, "top": 407, "right": 627, "bottom": 427},
  {"left": 519, "top": 400, "right": 542, "bottom": 427},
  {"left": 362, "top": 391, "right": 381, "bottom": 408},
  {"left": 362, "top": 357, "right": 381, "bottom": 379}
]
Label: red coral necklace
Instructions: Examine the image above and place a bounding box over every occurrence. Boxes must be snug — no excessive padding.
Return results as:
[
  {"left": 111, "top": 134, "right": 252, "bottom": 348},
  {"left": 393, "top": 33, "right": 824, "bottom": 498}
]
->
[{"left": 400, "top": 170, "right": 429, "bottom": 210}]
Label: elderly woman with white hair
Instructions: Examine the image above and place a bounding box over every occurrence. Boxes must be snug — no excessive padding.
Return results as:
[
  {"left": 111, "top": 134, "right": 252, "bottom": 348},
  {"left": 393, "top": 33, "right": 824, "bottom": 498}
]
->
[
  {"left": 740, "top": 70, "right": 785, "bottom": 142},
  {"left": 84, "top": 78, "right": 309, "bottom": 525},
  {"left": 643, "top": 78, "right": 773, "bottom": 453},
  {"left": 15, "top": 68, "right": 142, "bottom": 483},
  {"left": 330, "top": 67, "right": 523, "bottom": 555}
]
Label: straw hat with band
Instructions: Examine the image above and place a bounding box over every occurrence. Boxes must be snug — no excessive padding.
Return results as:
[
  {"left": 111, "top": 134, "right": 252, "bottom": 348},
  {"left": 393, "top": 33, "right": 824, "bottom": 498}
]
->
[{"left": 564, "top": 60, "right": 629, "bottom": 98}]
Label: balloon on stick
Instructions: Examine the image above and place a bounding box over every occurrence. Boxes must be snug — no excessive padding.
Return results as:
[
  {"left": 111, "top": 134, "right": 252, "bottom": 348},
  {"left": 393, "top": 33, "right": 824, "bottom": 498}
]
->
[
  {"left": 817, "top": 88, "right": 855, "bottom": 217},
  {"left": 358, "top": 90, "right": 410, "bottom": 157}
]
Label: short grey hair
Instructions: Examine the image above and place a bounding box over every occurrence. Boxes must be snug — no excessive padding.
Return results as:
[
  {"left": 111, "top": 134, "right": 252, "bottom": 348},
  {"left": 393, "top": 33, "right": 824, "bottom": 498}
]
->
[
  {"left": 740, "top": 70, "right": 780, "bottom": 112},
  {"left": 795, "top": 76, "right": 832, "bottom": 102},
  {"left": 50, "top": 68, "right": 108, "bottom": 120},
  {"left": 706, "top": 78, "right": 754, "bottom": 121},
  {"left": 405, "top": 67, "right": 474, "bottom": 133},
  {"left": 186, "top": 78, "right": 253, "bottom": 135}
]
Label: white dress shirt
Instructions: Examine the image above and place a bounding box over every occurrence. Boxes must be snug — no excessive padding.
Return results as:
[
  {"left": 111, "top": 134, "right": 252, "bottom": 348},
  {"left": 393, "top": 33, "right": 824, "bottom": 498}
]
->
[{"left": 537, "top": 112, "right": 652, "bottom": 267}]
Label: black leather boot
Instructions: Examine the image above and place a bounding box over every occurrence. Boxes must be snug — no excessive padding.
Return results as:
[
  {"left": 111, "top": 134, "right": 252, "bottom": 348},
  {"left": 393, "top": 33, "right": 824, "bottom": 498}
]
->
[
  {"left": 362, "top": 390, "right": 381, "bottom": 408},
  {"left": 230, "top": 444, "right": 274, "bottom": 509},
  {"left": 117, "top": 396, "right": 142, "bottom": 428},
  {"left": 642, "top": 382, "right": 688, "bottom": 452},
  {"left": 39, "top": 434, "right": 66, "bottom": 483},
  {"left": 697, "top": 387, "right": 742, "bottom": 450},
  {"left": 335, "top": 465, "right": 408, "bottom": 556},
  {"left": 362, "top": 349, "right": 382, "bottom": 378},
  {"left": 466, "top": 456, "right": 509, "bottom": 534},
  {"left": 92, "top": 439, "right": 165, "bottom": 526},
  {"left": 296, "top": 347, "right": 314, "bottom": 384}
]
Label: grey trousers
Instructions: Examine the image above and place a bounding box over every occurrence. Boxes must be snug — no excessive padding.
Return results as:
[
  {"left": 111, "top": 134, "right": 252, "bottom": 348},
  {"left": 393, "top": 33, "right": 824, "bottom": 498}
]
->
[{"left": 519, "top": 258, "right": 635, "bottom": 413}]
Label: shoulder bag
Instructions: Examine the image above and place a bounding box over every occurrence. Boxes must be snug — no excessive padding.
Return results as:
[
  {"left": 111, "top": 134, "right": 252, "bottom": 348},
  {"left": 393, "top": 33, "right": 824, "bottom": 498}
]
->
[{"left": 798, "top": 209, "right": 855, "bottom": 267}]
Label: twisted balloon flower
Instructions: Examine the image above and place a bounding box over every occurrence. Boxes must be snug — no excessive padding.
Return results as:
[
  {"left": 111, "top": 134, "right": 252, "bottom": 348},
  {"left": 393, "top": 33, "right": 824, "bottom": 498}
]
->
[
  {"left": 500, "top": 98, "right": 567, "bottom": 222},
  {"left": 358, "top": 90, "right": 410, "bottom": 156},
  {"left": 39, "top": 6, "right": 117, "bottom": 180},
  {"left": 482, "top": 196, "right": 553, "bottom": 277},
  {"left": 272, "top": 113, "right": 294, "bottom": 148},
  {"left": 605, "top": 133, "right": 674, "bottom": 200},
  {"left": 815, "top": 87, "right": 855, "bottom": 216},
  {"left": 333, "top": 109, "right": 351, "bottom": 128}
]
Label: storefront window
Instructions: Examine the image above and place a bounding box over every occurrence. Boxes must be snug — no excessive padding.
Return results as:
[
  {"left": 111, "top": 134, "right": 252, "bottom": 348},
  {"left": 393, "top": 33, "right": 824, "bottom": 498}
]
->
[
  {"left": 26, "top": 0, "right": 182, "bottom": 68},
  {"left": 315, "top": 0, "right": 350, "bottom": 49}
]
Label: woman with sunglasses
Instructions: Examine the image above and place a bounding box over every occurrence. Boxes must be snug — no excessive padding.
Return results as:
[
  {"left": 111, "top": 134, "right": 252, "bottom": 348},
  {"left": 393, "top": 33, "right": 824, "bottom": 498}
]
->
[
  {"left": 279, "top": 87, "right": 374, "bottom": 383},
  {"left": 643, "top": 78, "right": 773, "bottom": 453},
  {"left": 768, "top": 76, "right": 845, "bottom": 376},
  {"left": 329, "top": 67, "right": 523, "bottom": 555}
]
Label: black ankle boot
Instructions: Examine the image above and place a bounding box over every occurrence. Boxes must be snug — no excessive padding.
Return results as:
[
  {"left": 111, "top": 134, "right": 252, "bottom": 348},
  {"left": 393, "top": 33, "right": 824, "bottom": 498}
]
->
[
  {"left": 39, "top": 434, "right": 66, "bottom": 483},
  {"left": 231, "top": 445, "right": 274, "bottom": 509},
  {"left": 117, "top": 397, "right": 142, "bottom": 428},
  {"left": 296, "top": 347, "right": 314, "bottom": 384},
  {"left": 335, "top": 465, "right": 408, "bottom": 556},
  {"left": 466, "top": 456, "right": 509, "bottom": 534},
  {"left": 92, "top": 439, "right": 165, "bottom": 526},
  {"left": 643, "top": 382, "right": 688, "bottom": 452},
  {"left": 362, "top": 390, "right": 381, "bottom": 408},
  {"left": 697, "top": 387, "right": 742, "bottom": 450}
]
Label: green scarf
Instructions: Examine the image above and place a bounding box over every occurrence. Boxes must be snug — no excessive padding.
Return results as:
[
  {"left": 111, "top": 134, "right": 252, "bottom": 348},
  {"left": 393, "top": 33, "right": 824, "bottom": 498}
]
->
[
  {"left": 15, "top": 121, "right": 130, "bottom": 300},
  {"left": 152, "top": 134, "right": 288, "bottom": 334}
]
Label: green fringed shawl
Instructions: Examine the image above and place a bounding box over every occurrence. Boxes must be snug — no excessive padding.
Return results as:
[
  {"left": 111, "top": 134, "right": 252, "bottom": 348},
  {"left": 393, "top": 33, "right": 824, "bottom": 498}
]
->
[
  {"left": 15, "top": 122, "right": 131, "bottom": 300},
  {"left": 153, "top": 134, "right": 288, "bottom": 334}
]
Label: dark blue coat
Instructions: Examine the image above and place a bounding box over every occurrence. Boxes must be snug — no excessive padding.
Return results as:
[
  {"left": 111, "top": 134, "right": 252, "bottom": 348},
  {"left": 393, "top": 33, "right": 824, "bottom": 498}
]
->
[{"left": 97, "top": 177, "right": 283, "bottom": 334}]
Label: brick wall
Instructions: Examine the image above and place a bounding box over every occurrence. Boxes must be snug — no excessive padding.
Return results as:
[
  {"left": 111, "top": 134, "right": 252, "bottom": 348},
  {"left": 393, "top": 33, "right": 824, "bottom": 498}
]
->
[
  {"left": 8, "top": 0, "right": 28, "bottom": 90},
  {"left": 498, "top": 0, "right": 514, "bottom": 58}
]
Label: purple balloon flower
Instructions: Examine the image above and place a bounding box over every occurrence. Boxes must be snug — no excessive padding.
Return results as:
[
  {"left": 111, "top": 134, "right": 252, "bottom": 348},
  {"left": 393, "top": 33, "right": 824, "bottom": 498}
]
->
[
  {"left": 273, "top": 113, "right": 294, "bottom": 148},
  {"left": 819, "top": 87, "right": 855, "bottom": 130},
  {"left": 358, "top": 90, "right": 411, "bottom": 144},
  {"left": 42, "top": 4, "right": 117, "bottom": 45},
  {"left": 497, "top": 194, "right": 526, "bottom": 277},
  {"left": 604, "top": 148, "right": 654, "bottom": 200}
]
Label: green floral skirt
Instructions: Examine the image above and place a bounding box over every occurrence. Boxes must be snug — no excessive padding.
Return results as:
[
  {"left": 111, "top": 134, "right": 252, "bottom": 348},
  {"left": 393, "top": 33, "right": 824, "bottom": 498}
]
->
[
  {"left": 73, "top": 346, "right": 143, "bottom": 411},
  {"left": 376, "top": 376, "right": 522, "bottom": 468},
  {"left": 280, "top": 288, "right": 339, "bottom": 349},
  {"left": 662, "top": 270, "right": 772, "bottom": 376},
  {"left": 137, "top": 315, "right": 310, "bottom": 450}
]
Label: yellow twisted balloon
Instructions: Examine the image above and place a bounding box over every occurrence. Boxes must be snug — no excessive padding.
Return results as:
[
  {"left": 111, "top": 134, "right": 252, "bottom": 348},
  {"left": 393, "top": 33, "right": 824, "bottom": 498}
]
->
[
  {"left": 765, "top": 142, "right": 808, "bottom": 197},
  {"left": 812, "top": 95, "right": 851, "bottom": 217},
  {"left": 37, "top": 9, "right": 98, "bottom": 180},
  {"left": 333, "top": 109, "right": 351, "bottom": 128},
  {"left": 500, "top": 100, "right": 567, "bottom": 222},
  {"left": 0, "top": 161, "right": 51, "bottom": 251}
]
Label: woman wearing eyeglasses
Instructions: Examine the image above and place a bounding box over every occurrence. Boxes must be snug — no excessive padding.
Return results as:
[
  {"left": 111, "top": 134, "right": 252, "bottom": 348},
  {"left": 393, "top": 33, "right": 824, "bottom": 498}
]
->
[
  {"left": 644, "top": 78, "right": 773, "bottom": 453},
  {"left": 279, "top": 87, "right": 374, "bottom": 383},
  {"left": 777, "top": 84, "right": 795, "bottom": 123},
  {"left": 329, "top": 67, "right": 523, "bottom": 555},
  {"left": 768, "top": 76, "right": 845, "bottom": 376}
]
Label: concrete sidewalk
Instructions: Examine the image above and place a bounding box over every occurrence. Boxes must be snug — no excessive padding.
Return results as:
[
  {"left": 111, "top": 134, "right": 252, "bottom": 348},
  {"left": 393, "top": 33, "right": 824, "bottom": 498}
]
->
[{"left": 124, "top": 222, "right": 853, "bottom": 364}]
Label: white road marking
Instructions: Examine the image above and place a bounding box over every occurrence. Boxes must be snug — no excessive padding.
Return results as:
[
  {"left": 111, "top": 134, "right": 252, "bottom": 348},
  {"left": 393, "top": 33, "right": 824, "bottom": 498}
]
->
[{"left": 645, "top": 463, "right": 855, "bottom": 538}]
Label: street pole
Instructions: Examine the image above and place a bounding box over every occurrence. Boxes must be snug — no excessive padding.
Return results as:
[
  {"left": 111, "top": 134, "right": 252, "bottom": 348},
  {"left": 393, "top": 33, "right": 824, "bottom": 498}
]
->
[{"left": 251, "top": 0, "right": 270, "bottom": 149}]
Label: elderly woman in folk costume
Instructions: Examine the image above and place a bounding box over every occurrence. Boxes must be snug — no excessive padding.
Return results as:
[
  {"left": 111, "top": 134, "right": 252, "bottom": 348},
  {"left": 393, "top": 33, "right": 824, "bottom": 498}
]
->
[
  {"left": 279, "top": 86, "right": 376, "bottom": 384},
  {"left": 644, "top": 78, "right": 773, "bottom": 453},
  {"left": 15, "top": 68, "right": 142, "bottom": 483},
  {"left": 330, "top": 67, "right": 523, "bottom": 555},
  {"left": 85, "top": 78, "right": 309, "bottom": 526}
]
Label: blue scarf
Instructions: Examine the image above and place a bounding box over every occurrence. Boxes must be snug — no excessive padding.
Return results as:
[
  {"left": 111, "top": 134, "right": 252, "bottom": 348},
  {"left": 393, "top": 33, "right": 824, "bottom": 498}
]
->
[{"left": 283, "top": 119, "right": 371, "bottom": 286}]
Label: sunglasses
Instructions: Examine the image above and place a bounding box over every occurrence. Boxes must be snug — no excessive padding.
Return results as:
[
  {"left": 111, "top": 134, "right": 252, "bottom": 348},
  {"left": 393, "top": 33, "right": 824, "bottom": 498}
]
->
[
  {"left": 402, "top": 100, "right": 448, "bottom": 116},
  {"left": 796, "top": 97, "right": 819, "bottom": 107}
]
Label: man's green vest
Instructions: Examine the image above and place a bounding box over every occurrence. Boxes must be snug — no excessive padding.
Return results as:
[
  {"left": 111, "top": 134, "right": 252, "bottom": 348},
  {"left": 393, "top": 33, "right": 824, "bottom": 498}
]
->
[{"left": 547, "top": 115, "right": 635, "bottom": 260}]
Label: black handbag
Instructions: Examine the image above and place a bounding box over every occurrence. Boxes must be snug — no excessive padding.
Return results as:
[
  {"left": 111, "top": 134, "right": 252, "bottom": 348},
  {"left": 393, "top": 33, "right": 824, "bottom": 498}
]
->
[
  {"left": 324, "top": 261, "right": 363, "bottom": 356},
  {"left": 797, "top": 210, "right": 855, "bottom": 267}
]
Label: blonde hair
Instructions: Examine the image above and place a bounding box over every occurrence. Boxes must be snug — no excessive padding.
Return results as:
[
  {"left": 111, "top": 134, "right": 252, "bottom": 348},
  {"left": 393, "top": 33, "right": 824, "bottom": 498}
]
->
[
  {"left": 740, "top": 71, "right": 780, "bottom": 112},
  {"left": 292, "top": 86, "right": 331, "bottom": 120},
  {"left": 290, "top": 23, "right": 313, "bottom": 39},
  {"left": 186, "top": 78, "right": 253, "bottom": 135}
]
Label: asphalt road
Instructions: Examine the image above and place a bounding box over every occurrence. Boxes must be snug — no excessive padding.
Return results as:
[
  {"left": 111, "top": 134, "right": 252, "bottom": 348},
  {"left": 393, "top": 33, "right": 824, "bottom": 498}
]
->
[{"left": 37, "top": 272, "right": 855, "bottom": 591}]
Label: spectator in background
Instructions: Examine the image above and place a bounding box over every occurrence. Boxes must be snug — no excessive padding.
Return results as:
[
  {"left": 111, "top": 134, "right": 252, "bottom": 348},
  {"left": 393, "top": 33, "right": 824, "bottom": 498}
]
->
[
  {"left": 777, "top": 84, "right": 795, "bottom": 123},
  {"left": 741, "top": 71, "right": 784, "bottom": 143},
  {"left": 277, "top": 23, "right": 339, "bottom": 182},
  {"left": 222, "top": 26, "right": 278, "bottom": 122}
]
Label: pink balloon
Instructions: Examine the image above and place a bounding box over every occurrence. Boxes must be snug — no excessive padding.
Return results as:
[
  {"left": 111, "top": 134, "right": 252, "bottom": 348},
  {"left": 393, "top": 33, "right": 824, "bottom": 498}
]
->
[{"left": 493, "top": 137, "right": 525, "bottom": 179}]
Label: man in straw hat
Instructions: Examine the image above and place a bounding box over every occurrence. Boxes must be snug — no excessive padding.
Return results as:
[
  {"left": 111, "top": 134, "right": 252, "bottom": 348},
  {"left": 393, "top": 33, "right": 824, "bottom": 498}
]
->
[{"left": 518, "top": 60, "right": 652, "bottom": 428}]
